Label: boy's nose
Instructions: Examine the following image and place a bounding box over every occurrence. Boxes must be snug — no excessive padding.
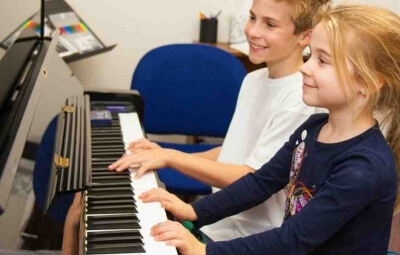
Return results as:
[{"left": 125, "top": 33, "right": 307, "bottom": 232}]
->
[{"left": 246, "top": 22, "right": 262, "bottom": 38}]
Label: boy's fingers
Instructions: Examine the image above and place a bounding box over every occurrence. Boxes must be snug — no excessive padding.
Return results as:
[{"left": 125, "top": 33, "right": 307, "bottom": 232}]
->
[{"left": 135, "top": 165, "right": 148, "bottom": 179}]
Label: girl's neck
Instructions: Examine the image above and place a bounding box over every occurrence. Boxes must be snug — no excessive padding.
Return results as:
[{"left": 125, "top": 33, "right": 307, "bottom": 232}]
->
[
  {"left": 318, "top": 110, "right": 375, "bottom": 144},
  {"left": 267, "top": 50, "right": 304, "bottom": 79}
]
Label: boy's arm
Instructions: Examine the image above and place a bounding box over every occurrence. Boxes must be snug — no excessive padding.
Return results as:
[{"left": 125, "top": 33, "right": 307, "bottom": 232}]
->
[
  {"left": 110, "top": 148, "right": 253, "bottom": 188},
  {"left": 192, "top": 146, "right": 221, "bottom": 161},
  {"left": 166, "top": 150, "right": 254, "bottom": 188}
]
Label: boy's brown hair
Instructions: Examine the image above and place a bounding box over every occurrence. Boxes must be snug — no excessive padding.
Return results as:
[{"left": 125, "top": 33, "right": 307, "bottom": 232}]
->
[{"left": 277, "top": 0, "right": 331, "bottom": 34}]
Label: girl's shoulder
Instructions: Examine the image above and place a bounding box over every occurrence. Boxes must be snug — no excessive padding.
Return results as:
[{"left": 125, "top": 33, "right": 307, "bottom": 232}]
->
[{"left": 292, "top": 113, "right": 329, "bottom": 136}]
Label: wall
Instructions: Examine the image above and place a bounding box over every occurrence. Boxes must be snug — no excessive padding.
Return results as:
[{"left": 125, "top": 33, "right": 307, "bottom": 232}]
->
[{"left": 65, "top": 0, "right": 243, "bottom": 90}]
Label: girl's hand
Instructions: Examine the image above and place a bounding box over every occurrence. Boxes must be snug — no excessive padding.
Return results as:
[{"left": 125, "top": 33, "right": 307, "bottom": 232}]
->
[
  {"left": 151, "top": 220, "right": 206, "bottom": 255},
  {"left": 140, "top": 188, "right": 197, "bottom": 221},
  {"left": 108, "top": 148, "right": 174, "bottom": 178},
  {"left": 127, "top": 138, "right": 161, "bottom": 152}
]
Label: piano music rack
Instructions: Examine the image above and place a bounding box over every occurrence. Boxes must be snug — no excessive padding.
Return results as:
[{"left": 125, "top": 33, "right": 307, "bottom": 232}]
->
[{"left": 44, "top": 95, "right": 92, "bottom": 214}]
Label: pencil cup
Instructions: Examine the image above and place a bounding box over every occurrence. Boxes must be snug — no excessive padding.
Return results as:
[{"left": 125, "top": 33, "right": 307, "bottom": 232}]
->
[{"left": 199, "top": 18, "right": 218, "bottom": 43}]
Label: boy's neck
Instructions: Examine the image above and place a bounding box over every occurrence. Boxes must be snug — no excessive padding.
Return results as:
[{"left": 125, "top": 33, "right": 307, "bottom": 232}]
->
[{"left": 267, "top": 50, "right": 304, "bottom": 79}]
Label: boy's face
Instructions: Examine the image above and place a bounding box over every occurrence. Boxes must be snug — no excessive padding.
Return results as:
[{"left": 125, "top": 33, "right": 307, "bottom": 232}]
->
[
  {"left": 300, "top": 23, "right": 358, "bottom": 110},
  {"left": 244, "top": 0, "right": 304, "bottom": 65}
]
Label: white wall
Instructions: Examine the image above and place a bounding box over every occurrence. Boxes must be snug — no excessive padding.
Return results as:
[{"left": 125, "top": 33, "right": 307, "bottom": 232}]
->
[
  {"left": 0, "top": 0, "right": 40, "bottom": 41},
  {"left": 65, "top": 0, "right": 243, "bottom": 90}
]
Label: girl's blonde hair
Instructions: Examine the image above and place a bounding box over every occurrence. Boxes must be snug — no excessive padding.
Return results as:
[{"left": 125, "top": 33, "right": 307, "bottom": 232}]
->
[{"left": 316, "top": 4, "right": 400, "bottom": 214}]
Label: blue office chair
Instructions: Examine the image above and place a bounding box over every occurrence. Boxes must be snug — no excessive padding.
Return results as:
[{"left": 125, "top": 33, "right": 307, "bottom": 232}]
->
[{"left": 131, "top": 43, "right": 247, "bottom": 195}]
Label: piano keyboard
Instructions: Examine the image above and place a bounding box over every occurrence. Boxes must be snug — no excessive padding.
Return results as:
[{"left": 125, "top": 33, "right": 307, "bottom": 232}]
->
[{"left": 84, "top": 112, "right": 177, "bottom": 255}]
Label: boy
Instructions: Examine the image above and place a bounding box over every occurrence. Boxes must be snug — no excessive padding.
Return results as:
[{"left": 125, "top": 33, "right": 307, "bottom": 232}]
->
[{"left": 109, "top": 0, "right": 330, "bottom": 241}]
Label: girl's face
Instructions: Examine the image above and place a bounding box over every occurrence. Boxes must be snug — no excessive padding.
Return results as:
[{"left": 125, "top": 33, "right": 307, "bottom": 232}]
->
[{"left": 300, "top": 23, "right": 359, "bottom": 111}]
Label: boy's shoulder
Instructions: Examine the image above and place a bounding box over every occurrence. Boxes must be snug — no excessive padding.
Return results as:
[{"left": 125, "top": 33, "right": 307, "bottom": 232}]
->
[{"left": 244, "top": 67, "right": 269, "bottom": 82}]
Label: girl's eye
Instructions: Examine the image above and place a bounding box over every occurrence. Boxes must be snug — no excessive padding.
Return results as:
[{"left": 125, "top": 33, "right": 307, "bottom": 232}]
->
[
  {"left": 249, "top": 15, "right": 256, "bottom": 21},
  {"left": 267, "top": 22, "right": 276, "bottom": 28},
  {"left": 318, "top": 57, "right": 327, "bottom": 65}
]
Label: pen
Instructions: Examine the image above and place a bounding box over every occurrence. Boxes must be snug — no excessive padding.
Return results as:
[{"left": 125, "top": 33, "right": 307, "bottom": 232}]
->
[
  {"left": 199, "top": 12, "right": 206, "bottom": 19},
  {"left": 213, "top": 10, "right": 222, "bottom": 19}
]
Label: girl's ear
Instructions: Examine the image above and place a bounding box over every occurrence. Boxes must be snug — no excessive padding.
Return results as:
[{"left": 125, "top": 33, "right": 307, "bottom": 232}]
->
[
  {"left": 377, "top": 74, "right": 385, "bottom": 89},
  {"left": 357, "top": 74, "right": 385, "bottom": 97},
  {"left": 299, "top": 29, "right": 312, "bottom": 48}
]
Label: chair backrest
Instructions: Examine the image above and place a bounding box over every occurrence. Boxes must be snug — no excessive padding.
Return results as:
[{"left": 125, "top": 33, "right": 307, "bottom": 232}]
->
[{"left": 131, "top": 44, "right": 246, "bottom": 137}]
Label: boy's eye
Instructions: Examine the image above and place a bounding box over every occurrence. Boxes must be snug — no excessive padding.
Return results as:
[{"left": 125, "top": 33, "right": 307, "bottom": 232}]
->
[
  {"left": 267, "top": 22, "right": 276, "bottom": 28},
  {"left": 248, "top": 15, "right": 256, "bottom": 21}
]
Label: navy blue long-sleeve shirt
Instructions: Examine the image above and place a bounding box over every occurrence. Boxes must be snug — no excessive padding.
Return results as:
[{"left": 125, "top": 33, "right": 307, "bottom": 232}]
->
[{"left": 192, "top": 114, "right": 397, "bottom": 255}]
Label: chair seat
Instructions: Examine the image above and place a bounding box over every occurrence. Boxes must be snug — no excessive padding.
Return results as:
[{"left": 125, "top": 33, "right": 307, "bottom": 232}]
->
[{"left": 156, "top": 142, "right": 218, "bottom": 195}]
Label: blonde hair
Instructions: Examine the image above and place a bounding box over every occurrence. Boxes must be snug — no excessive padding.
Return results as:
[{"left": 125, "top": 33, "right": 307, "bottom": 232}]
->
[
  {"left": 316, "top": 4, "right": 400, "bottom": 214},
  {"left": 277, "top": 0, "right": 331, "bottom": 34}
]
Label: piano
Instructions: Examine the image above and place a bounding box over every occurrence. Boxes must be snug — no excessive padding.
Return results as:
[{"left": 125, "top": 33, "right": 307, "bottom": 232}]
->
[{"left": 45, "top": 93, "right": 178, "bottom": 255}]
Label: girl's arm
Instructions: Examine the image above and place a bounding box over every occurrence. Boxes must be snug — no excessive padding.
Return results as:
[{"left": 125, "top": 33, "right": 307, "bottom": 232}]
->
[
  {"left": 205, "top": 153, "right": 392, "bottom": 255},
  {"left": 191, "top": 134, "right": 296, "bottom": 227}
]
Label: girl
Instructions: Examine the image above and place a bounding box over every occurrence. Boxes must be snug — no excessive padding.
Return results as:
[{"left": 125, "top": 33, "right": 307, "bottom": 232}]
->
[{"left": 140, "top": 4, "right": 400, "bottom": 255}]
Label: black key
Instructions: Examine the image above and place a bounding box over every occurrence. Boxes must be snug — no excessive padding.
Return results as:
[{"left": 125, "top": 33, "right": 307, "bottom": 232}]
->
[
  {"left": 92, "top": 145, "right": 125, "bottom": 150},
  {"left": 88, "top": 204, "right": 138, "bottom": 215},
  {"left": 88, "top": 198, "right": 136, "bottom": 206},
  {"left": 92, "top": 175, "right": 131, "bottom": 184},
  {"left": 86, "top": 244, "right": 145, "bottom": 254},
  {"left": 88, "top": 187, "right": 133, "bottom": 197},
  {"left": 92, "top": 140, "right": 124, "bottom": 146},
  {"left": 92, "top": 151, "right": 125, "bottom": 157},
  {"left": 86, "top": 214, "right": 140, "bottom": 230},
  {"left": 92, "top": 171, "right": 130, "bottom": 177},
  {"left": 87, "top": 230, "right": 142, "bottom": 243},
  {"left": 92, "top": 157, "right": 121, "bottom": 163}
]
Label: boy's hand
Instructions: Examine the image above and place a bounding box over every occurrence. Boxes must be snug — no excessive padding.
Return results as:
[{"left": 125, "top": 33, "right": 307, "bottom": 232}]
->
[
  {"left": 151, "top": 220, "right": 206, "bottom": 255},
  {"left": 127, "top": 138, "right": 161, "bottom": 152},
  {"left": 140, "top": 188, "right": 197, "bottom": 221},
  {"left": 108, "top": 148, "right": 174, "bottom": 178}
]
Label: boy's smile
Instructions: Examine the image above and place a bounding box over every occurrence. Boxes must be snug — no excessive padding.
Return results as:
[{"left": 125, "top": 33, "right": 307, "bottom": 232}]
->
[
  {"left": 245, "top": 0, "right": 310, "bottom": 78},
  {"left": 249, "top": 42, "right": 268, "bottom": 51}
]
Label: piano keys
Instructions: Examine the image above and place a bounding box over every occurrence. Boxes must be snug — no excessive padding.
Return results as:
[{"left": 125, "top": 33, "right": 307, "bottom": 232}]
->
[{"left": 45, "top": 95, "right": 177, "bottom": 255}]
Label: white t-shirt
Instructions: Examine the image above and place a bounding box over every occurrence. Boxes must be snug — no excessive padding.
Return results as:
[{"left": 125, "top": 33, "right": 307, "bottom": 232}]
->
[{"left": 201, "top": 68, "right": 322, "bottom": 241}]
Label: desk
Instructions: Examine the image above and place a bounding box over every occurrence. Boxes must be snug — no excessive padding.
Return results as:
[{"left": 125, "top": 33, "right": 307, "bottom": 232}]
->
[{"left": 193, "top": 41, "right": 266, "bottom": 73}]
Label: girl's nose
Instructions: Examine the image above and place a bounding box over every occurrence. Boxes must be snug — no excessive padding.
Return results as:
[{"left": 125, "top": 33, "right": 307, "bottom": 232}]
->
[{"left": 300, "top": 59, "right": 312, "bottom": 77}]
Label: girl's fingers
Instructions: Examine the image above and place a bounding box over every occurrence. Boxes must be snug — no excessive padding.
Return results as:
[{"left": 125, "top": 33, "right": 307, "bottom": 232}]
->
[
  {"left": 141, "top": 192, "right": 171, "bottom": 203},
  {"left": 161, "top": 201, "right": 179, "bottom": 214},
  {"left": 165, "top": 239, "right": 185, "bottom": 248}
]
